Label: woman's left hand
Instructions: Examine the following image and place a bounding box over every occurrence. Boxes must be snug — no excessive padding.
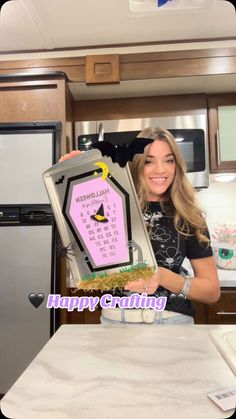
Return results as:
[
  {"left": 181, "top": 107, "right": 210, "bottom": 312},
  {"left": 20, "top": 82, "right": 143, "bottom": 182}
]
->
[{"left": 124, "top": 271, "right": 160, "bottom": 295}]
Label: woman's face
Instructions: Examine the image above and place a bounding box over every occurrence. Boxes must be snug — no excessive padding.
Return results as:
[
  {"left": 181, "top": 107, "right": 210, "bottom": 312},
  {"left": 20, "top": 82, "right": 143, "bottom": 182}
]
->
[{"left": 143, "top": 140, "right": 176, "bottom": 201}]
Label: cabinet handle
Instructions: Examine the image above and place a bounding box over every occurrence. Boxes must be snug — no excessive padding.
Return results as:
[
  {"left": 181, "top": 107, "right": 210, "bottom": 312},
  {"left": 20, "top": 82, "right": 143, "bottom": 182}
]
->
[
  {"left": 217, "top": 311, "right": 236, "bottom": 315},
  {"left": 98, "top": 122, "right": 104, "bottom": 142},
  {"left": 216, "top": 129, "right": 221, "bottom": 166}
]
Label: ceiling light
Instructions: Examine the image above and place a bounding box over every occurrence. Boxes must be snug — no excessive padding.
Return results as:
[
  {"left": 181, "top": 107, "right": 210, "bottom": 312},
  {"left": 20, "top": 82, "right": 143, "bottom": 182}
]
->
[
  {"left": 214, "top": 173, "right": 236, "bottom": 183},
  {"left": 128, "top": 0, "right": 215, "bottom": 15}
]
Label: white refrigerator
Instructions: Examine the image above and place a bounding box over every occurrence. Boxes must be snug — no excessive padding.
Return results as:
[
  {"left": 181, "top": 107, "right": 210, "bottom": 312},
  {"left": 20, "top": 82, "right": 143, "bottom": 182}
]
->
[{"left": 0, "top": 121, "right": 61, "bottom": 395}]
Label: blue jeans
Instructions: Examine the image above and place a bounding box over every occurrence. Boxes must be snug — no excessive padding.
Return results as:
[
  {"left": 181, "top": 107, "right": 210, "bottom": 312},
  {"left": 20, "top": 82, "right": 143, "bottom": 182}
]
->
[{"left": 100, "top": 311, "right": 194, "bottom": 325}]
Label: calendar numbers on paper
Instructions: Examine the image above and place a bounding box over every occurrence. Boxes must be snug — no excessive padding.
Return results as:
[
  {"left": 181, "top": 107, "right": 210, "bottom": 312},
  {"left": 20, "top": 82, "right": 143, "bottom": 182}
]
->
[
  {"left": 69, "top": 177, "right": 130, "bottom": 268},
  {"left": 80, "top": 202, "right": 120, "bottom": 261}
]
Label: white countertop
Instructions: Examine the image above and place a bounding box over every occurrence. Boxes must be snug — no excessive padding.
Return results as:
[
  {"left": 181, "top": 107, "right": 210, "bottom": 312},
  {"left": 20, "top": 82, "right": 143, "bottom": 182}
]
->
[
  {"left": 217, "top": 268, "right": 236, "bottom": 287},
  {"left": 1, "top": 324, "right": 236, "bottom": 419}
]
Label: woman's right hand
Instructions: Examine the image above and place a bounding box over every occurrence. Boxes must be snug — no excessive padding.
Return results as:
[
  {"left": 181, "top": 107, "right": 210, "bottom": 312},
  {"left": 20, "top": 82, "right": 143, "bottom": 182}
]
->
[
  {"left": 124, "top": 271, "right": 160, "bottom": 295},
  {"left": 59, "top": 150, "right": 83, "bottom": 162}
]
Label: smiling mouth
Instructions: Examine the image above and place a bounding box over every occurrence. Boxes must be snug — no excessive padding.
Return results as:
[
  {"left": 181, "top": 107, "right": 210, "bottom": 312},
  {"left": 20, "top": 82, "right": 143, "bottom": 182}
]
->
[{"left": 149, "top": 177, "right": 167, "bottom": 182}]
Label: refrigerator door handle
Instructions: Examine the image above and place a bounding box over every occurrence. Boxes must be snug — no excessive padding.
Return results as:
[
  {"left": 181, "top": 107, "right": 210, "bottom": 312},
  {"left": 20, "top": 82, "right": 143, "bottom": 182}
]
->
[{"left": 21, "top": 210, "right": 52, "bottom": 222}]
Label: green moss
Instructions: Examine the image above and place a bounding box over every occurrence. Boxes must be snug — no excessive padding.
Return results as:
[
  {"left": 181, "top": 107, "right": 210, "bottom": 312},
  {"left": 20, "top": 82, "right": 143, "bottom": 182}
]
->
[{"left": 79, "top": 264, "right": 154, "bottom": 291}]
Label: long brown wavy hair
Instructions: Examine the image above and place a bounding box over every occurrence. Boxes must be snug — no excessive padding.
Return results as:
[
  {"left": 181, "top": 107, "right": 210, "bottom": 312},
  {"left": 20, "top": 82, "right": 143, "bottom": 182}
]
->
[{"left": 129, "top": 127, "right": 210, "bottom": 244}]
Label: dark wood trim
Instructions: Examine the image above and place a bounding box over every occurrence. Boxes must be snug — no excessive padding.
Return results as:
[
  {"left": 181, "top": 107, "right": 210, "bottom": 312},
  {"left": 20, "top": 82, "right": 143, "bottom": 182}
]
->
[
  {"left": 208, "top": 92, "right": 236, "bottom": 106},
  {"left": 0, "top": 57, "right": 85, "bottom": 69},
  {"left": 74, "top": 94, "right": 207, "bottom": 121},
  {"left": 0, "top": 58, "right": 86, "bottom": 82},
  {"left": 120, "top": 48, "right": 236, "bottom": 62},
  {"left": 121, "top": 56, "right": 236, "bottom": 81},
  {"left": 1, "top": 48, "right": 236, "bottom": 83}
]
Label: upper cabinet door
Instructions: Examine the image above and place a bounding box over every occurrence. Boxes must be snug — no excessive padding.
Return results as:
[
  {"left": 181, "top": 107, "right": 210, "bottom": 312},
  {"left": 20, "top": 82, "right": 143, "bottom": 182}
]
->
[
  {"left": 208, "top": 94, "right": 236, "bottom": 173},
  {"left": 218, "top": 105, "right": 236, "bottom": 162}
]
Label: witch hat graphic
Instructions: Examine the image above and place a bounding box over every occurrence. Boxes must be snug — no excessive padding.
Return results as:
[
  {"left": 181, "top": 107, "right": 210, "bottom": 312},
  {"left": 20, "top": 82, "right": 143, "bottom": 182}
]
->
[{"left": 91, "top": 204, "right": 109, "bottom": 223}]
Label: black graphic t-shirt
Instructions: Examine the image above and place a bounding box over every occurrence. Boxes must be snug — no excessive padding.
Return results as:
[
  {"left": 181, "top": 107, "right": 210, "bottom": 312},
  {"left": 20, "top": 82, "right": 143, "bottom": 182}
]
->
[{"left": 143, "top": 201, "right": 213, "bottom": 316}]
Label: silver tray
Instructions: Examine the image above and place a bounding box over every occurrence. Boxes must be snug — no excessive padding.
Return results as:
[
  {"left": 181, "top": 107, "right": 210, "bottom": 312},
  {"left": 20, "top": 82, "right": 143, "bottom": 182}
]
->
[{"left": 43, "top": 149, "right": 157, "bottom": 288}]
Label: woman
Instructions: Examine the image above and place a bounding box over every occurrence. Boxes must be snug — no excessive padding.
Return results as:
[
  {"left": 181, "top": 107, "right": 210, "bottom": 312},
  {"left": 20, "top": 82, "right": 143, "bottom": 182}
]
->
[
  {"left": 100, "top": 127, "right": 220, "bottom": 325},
  {"left": 60, "top": 127, "right": 220, "bottom": 325}
]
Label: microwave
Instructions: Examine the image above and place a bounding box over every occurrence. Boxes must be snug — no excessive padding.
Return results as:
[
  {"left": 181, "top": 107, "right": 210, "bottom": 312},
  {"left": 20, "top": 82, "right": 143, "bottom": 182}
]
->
[{"left": 75, "top": 113, "right": 209, "bottom": 188}]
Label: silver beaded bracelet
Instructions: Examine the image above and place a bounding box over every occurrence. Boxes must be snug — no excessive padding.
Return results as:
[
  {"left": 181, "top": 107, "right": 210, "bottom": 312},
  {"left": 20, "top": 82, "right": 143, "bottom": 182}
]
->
[{"left": 180, "top": 274, "right": 193, "bottom": 299}]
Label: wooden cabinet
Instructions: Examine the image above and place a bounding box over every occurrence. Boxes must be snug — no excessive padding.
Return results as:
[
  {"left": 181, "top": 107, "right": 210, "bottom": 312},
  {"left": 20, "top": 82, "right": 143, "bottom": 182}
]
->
[
  {"left": 208, "top": 94, "right": 236, "bottom": 173},
  {"left": 65, "top": 289, "right": 103, "bottom": 324},
  {"left": 0, "top": 73, "right": 74, "bottom": 155},
  {"left": 194, "top": 288, "right": 236, "bottom": 324}
]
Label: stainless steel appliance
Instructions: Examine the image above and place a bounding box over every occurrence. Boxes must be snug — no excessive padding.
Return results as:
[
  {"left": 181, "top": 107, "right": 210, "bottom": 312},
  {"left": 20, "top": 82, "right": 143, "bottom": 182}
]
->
[
  {"left": 0, "top": 121, "right": 61, "bottom": 395},
  {"left": 75, "top": 114, "right": 209, "bottom": 188}
]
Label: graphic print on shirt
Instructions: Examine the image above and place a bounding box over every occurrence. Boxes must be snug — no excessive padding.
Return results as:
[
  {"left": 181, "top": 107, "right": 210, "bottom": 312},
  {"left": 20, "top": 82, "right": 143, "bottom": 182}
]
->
[
  {"left": 144, "top": 210, "right": 171, "bottom": 242},
  {"left": 144, "top": 208, "right": 184, "bottom": 269}
]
